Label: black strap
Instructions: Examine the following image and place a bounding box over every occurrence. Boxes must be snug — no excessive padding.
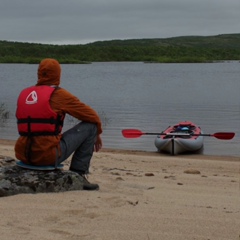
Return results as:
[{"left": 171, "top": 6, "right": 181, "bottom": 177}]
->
[
  {"left": 54, "top": 115, "right": 64, "bottom": 135},
  {"left": 18, "top": 117, "right": 58, "bottom": 124},
  {"left": 18, "top": 115, "right": 64, "bottom": 136},
  {"left": 24, "top": 136, "right": 33, "bottom": 164},
  {"left": 19, "top": 131, "right": 59, "bottom": 136}
]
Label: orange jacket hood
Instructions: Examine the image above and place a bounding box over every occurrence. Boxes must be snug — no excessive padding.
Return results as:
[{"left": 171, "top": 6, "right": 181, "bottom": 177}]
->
[{"left": 37, "top": 58, "right": 61, "bottom": 86}]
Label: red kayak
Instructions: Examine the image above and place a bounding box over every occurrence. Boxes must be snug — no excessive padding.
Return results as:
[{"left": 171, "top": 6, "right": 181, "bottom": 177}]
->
[{"left": 154, "top": 121, "right": 203, "bottom": 155}]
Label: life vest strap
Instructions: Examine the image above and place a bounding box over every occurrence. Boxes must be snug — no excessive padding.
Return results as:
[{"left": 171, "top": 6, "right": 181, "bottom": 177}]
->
[
  {"left": 17, "top": 118, "right": 59, "bottom": 124},
  {"left": 19, "top": 131, "right": 60, "bottom": 136}
]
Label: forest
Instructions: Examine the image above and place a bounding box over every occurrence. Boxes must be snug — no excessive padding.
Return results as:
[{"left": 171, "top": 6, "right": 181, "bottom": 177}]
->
[{"left": 0, "top": 33, "right": 240, "bottom": 63}]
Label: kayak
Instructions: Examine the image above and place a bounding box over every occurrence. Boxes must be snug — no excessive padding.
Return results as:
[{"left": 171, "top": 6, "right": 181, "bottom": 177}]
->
[
  {"left": 154, "top": 121, "right": 204, "bottom": 155},
  {"left": 122, "top": 123, "right": 234, "bottom": 155}
]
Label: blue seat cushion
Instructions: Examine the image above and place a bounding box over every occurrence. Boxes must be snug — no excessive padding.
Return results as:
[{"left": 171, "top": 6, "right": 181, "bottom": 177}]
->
[{"left": 16, "top": 161, "right": 64, "bottom": 171}]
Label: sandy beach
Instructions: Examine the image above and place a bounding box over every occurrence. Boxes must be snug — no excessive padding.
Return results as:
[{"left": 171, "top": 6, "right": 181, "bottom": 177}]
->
[{"left": 0, "top": 139, "right": 239, "bottom": 240}]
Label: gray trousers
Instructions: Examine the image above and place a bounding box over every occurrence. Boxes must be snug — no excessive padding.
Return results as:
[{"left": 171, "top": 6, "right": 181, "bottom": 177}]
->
[{"left": 56, "top": 122, "right": 97, "bottom": 174}]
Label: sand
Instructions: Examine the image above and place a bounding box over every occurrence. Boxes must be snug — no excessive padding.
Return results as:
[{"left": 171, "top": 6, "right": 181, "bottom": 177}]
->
[{"left": 0, "top": 139, "right": 239, "bottom": 240}]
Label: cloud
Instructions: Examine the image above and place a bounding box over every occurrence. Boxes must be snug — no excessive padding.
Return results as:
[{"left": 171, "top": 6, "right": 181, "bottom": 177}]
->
[{"left": 0, "top": 0, "right": 239, "bottom": 44}]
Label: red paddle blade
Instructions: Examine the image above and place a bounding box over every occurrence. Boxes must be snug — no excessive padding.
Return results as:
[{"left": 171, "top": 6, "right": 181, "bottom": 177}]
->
[
  {"left": 122, "top": 129, "right": 143, "bottom": 138},
  {"left": 212, "top": 132, "right": 235, "bottom": 140}
]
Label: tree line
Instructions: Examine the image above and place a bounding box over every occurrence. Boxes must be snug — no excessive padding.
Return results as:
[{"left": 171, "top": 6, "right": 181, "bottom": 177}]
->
[{"left": 0, "top": 33, "right": 240, "bottom": 63}]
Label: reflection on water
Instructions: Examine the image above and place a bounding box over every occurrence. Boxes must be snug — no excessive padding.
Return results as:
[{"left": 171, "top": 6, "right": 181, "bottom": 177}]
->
[{"left": 0, "top": 62, "right": 239, "bottom": 156}]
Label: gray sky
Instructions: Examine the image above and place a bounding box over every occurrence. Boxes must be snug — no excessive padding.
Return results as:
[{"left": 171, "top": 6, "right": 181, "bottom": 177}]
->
[{"left": 0, "top": 0, "right": 239, "bottom": 44}]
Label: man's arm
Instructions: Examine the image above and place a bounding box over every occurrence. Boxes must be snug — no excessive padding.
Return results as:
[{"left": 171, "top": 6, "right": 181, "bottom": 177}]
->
[{"left": 50, "top": 88, "right": 103, "bottom": 135}]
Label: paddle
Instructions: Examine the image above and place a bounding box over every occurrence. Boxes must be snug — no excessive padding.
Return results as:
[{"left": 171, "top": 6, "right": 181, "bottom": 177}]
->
[{"left": 122, "top": 129, "right": 235, "bottom": 140}]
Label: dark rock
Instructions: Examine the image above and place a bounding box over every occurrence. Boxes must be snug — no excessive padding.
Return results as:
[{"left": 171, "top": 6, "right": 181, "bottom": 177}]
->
[
  {"left": 0, "top": 157, "right": 84, "bottom": 197},
  {"left": 184, "top": 169, "right": 201, "bottom": 174}
]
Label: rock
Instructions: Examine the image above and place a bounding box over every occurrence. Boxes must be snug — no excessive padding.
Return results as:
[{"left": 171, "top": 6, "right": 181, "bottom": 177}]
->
[
  {"left": 145, "top": 173, "right": 155, "bottom": 176},
  {"left": 0, "top": 155, "right": 16, "bottom": 167},
  {"left": 184, "top": 169, "right": 201, "bottom": 174},
  {"left": 0, "top": 157, "right": 84, "bottom": 197}
]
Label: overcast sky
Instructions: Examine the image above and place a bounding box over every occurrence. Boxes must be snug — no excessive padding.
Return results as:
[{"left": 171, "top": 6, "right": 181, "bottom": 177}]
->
[{"left": 0, "top": 0, "right": 239, "bottom": 45}]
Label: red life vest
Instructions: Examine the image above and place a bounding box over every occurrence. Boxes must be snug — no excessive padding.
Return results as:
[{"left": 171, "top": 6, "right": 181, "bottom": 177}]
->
[{"left": 16, "top": 85, "right": 65, "bottom": 136}]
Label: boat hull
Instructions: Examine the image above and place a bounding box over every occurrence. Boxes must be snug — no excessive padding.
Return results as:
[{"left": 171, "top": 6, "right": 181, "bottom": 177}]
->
[{"left": 154, "top": 121, "right": 204, "bottom": 155}]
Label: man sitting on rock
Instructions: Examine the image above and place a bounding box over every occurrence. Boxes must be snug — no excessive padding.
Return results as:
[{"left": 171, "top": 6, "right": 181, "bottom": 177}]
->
[{"left": 15, "top": 58, "right": 102, "bottom": 191}]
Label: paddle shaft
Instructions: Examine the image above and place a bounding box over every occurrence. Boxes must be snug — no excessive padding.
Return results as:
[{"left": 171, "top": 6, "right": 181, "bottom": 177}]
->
[
  {"left": 122, "top": 129, "right": 235, "bottom": 140},
  {"left": 143, "top": 133, "right": 220, "bottom": 137}
]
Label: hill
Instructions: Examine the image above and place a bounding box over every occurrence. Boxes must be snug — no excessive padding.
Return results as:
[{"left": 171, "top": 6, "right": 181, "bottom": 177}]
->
[{"left": 0, "top": 33, "right": 240, "bottom": 63}]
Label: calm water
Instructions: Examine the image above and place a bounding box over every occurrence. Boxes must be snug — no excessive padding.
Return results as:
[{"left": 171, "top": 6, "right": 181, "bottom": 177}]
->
[{"left": 0, "top": 62, "right": 240, "bottom": 157}]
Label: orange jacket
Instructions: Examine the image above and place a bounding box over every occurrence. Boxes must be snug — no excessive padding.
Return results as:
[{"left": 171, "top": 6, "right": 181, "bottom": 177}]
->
[{"left": 15, "top": 58, "right": 102, "bottom": 165}]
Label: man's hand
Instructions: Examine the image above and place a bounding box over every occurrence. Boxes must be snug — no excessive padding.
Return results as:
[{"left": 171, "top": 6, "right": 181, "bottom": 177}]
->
[{"left": 94, "top": 135, "right": 102, "bottom": 152}]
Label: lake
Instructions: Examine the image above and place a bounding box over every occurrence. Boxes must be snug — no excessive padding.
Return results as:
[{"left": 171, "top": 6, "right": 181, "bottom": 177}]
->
[{"left": 0, "top": 62, "right": 239, "bottom": 157}]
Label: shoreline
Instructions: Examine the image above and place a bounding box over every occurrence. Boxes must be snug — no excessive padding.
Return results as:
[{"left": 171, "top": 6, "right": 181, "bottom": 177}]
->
[{"left": 1, "top": 138, "right": 239, "bottom": 162}]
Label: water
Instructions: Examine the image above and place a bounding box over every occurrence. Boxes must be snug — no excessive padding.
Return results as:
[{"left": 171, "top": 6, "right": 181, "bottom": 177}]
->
[{"left": 0, "top": 62, "right": 239, "bottom": 157}]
